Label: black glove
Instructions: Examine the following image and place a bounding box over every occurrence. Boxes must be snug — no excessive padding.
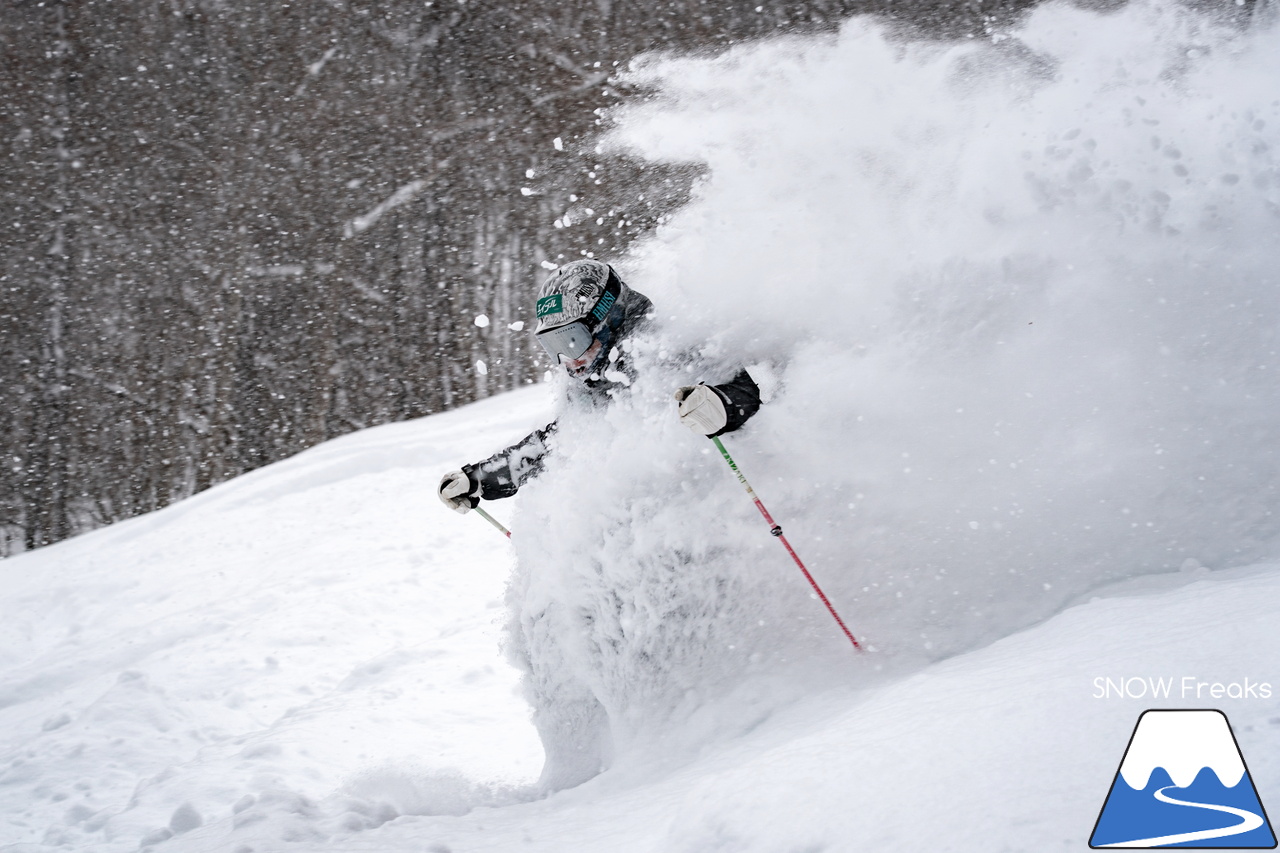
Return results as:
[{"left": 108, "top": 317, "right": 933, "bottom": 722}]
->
[{"left": 438, "top": 469, "right": 481, "bottom": 514}]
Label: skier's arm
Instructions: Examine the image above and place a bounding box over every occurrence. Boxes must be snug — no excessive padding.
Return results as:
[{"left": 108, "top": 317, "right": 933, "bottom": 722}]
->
[{"left": 462, "top": 421, "right": 558, "bottom": 500}]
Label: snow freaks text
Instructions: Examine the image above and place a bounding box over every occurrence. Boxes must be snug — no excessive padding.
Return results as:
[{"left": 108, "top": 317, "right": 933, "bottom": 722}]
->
[{"left": 1092, "top": 677, "right": 1274, "bottom": 701}]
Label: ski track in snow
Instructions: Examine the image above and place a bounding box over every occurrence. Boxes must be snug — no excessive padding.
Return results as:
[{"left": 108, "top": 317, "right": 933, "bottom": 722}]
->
[{"left": 4, "top": 1, "right": 1280, "bottom": 850}]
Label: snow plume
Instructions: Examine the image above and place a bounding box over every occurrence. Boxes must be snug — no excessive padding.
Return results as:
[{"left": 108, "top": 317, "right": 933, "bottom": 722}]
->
[{"left": 506, "top": 1, "right": 1280, "bottom": 788}]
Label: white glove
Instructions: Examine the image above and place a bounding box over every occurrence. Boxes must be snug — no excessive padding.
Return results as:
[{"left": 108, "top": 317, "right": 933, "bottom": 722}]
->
[
  {"left": 438, "top": 470, "right": 480, "bottom": 514},
  {"left": 674, "top": 384, "right": 728, "bottom": 435}
]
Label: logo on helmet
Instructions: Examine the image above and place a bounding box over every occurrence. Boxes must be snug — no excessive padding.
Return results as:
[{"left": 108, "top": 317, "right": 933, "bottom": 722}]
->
[
  {"left": 590, "top": 290, "right": 616, "bottom": 322},
  {"left": 536, "top": 294, "right": 564, "bottom": 318}
]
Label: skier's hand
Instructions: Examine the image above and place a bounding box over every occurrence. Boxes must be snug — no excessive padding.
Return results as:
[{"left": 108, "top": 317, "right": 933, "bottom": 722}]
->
[
  {"left": 674, "top": 384, "right": 728, "bottom": 436},
  {"left": 438, "top": 469, "right": 480, "bottom": 514}
]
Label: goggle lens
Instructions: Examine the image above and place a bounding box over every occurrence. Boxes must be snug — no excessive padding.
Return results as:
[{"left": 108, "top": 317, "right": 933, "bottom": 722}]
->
[{"left": 536, "top": 321, "right": 595, "bottom": 360}]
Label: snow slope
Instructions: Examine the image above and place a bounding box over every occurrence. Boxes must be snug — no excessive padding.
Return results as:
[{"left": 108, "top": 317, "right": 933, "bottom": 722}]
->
[
  {"left": 1, "top": 381, "right": 1277, "bottom": 852},
  {"left": 3, "top": 386, "right": 1278, "bottom": 853},
  {"left": 5, "top": 1, "right": 1280, "bottom": 850},
  {"left": 0, "top": 391, "right": 551, "bottom": 850}
]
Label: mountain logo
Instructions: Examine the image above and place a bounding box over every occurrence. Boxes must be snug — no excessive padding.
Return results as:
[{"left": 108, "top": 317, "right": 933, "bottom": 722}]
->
[{"left": 1090, "top": 709, "right": 1276, "bottom": 849}]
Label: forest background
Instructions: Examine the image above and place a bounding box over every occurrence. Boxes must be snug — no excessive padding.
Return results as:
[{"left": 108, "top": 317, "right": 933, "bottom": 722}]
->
[{"left": 1, "top": 0, "right": 1173, "bottom": 554}]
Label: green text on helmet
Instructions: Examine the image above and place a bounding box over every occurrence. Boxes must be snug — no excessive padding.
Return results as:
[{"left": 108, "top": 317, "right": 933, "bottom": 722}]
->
[{"left": 535, "top": 294, "right": 564, "bottom": 318}]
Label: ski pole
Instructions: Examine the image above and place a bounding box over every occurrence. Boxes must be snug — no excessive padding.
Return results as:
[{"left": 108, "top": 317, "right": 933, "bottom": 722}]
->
[
  {"left": 710, "top": 435, "right": 862, "bottom": 652},
  {"left": 474, "top": 505, "right": 511, "bottom": 539}
]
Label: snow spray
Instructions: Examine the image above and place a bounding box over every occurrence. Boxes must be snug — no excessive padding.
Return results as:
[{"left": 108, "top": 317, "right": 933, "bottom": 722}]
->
[
  {"left": 610, "top": 0, "right": 1280, "bottom": 658},
  {"left": 508, "top": 0, "right": 1280, "bottom": 785}
]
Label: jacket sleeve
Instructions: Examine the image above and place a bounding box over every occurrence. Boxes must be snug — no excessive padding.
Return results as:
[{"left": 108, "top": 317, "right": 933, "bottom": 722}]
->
[
  {"left": 462, "top": 421, "right": 557, "bottom": 500},
  {"left": 707, "top": 369, "right": 762, "bottom": 436}
]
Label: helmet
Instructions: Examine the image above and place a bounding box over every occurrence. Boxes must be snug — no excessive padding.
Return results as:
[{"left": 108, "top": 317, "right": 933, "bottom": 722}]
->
[{"left": 533, "top": 260, "right": 623, "bottom": 370}]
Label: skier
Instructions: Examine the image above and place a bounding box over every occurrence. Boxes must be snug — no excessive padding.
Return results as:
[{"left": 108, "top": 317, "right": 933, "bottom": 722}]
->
[{"left": 437, "top": 259, "right": 762, "bottom": 514}]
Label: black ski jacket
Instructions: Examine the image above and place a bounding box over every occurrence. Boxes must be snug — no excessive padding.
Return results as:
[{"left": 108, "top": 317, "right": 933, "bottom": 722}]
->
[{"left": 463, "top": 281, "right": 762, "bottom": 501}]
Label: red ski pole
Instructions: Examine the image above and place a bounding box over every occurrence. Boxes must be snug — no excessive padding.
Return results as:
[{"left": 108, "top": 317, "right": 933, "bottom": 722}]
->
[{"left": 711, "top": 435, "right": 862, "bottom": 652}]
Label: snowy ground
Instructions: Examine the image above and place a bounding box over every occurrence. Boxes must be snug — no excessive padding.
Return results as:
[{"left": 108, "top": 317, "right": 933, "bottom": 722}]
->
[
  {"left": 0, "top": 392, "right": 548, "bottom": 851},
  {"left": 2, "top": 388, "right": 1278, "bottom": 852},
  {"left": 5, "top": 1, "right": 1280, "bottom": 850}
]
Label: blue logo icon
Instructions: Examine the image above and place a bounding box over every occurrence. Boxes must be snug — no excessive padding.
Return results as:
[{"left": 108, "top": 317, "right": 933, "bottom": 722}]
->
[{"left": 1091, "top": 709, "right": 1276, "bottom": 848}]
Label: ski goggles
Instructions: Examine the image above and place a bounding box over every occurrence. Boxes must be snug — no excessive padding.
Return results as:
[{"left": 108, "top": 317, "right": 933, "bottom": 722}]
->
[{"left": 535, "top": 320, "right": 597, "bottom": 361}]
